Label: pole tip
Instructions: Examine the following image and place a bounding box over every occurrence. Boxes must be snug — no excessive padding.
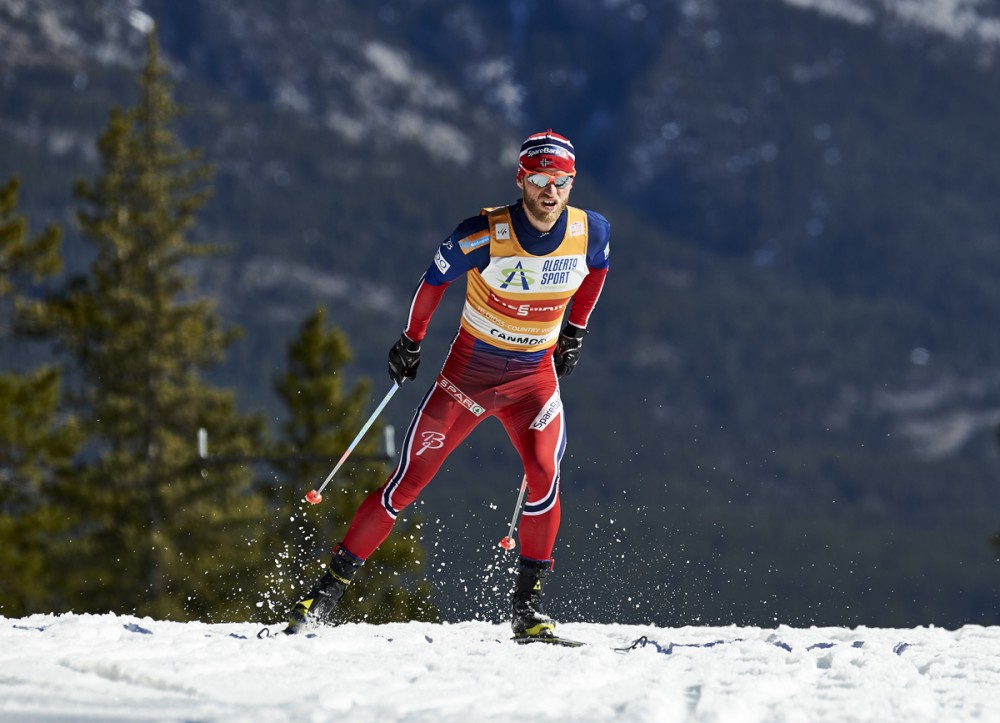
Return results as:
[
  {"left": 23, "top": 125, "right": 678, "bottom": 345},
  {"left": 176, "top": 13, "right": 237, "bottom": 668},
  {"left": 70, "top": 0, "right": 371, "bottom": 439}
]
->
[
  {"left": 499, "top": 536, "right": 516, "bottom": 551},
  {"left": 306, "top": 490, "right": 323, "bottom": 505}
]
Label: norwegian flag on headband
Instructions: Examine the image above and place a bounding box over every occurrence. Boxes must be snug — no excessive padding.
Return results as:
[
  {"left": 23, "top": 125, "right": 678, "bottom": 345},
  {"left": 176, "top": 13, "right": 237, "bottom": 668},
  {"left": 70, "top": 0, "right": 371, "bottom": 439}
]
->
[{"left": 517, "top": 129, "right": 576, "bottom": 178}]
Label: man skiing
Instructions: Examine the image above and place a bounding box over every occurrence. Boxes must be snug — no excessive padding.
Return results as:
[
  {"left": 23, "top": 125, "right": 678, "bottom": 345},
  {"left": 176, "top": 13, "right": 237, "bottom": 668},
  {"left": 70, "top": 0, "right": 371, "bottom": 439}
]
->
[{"left": 285, "top": 129, "right": 611, "bottom": 640}]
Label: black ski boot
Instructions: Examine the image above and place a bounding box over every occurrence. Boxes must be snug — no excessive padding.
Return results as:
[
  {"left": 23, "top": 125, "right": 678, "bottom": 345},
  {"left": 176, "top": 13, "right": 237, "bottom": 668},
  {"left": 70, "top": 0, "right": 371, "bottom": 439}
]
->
[
  {"left": 283, "top": 546, "right": 363, "bottom": 635},
  {"left": 511, "top": 557, "right": 556, "bottom": 639}
]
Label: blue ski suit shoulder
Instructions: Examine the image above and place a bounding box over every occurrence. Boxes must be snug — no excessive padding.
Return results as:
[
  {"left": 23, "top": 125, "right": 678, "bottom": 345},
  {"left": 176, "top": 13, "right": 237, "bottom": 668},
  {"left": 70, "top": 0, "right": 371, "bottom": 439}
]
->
[{"left": 424, "top": 214, "right": 492, "bottom": 286}]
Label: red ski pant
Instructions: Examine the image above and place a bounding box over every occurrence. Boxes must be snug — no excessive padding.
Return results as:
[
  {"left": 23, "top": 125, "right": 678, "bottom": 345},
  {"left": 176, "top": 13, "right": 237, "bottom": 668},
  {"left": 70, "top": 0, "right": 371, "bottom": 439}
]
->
[{"left": 342, "top": 330, "right": 566, "bottom": 562}]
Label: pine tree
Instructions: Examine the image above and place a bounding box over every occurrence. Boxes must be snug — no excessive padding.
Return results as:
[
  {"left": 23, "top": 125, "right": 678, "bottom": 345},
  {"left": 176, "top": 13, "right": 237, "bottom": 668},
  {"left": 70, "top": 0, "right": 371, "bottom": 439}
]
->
[
  {"left": 0, "top": 177, "right": 82, "bottom": 616},
  {"left": 47, "top": 31, "right": 272, "bottom": 621},
  {"left": 271, "top": 306, "right": 436, "bottom": 623}
]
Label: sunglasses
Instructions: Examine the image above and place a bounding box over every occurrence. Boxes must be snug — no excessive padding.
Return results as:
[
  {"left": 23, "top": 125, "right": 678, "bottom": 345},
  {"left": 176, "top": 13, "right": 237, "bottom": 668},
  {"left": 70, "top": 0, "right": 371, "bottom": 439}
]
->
[{"left": 523, "top": 172, "right": 575, "bottom": 190}]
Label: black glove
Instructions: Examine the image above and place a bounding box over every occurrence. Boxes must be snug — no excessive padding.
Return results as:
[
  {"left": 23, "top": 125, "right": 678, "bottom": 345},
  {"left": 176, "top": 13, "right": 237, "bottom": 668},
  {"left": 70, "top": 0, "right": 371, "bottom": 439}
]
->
[
  {"left": 554, "top": 324, "right": 587, "bottom": 378},
  {"left": 388, "top": 333, "right": 421, "bottom": 384}
]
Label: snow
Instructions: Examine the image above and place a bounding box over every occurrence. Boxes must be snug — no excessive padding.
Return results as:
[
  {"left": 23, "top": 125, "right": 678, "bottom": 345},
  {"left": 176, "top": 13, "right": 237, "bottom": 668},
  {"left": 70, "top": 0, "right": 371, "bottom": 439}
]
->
[{"left": 3, "top": 614, "right": 999, "bottom": 722}]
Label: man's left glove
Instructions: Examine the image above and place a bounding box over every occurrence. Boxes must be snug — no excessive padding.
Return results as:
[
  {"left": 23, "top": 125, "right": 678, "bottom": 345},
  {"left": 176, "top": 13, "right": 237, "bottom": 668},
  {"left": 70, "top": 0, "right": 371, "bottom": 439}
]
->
[
  {"left": 554, "top": 324, "right": 587, "bottom": 378},
  {"left": 388, "top": 333, "right": 421, "bottom": 384}
]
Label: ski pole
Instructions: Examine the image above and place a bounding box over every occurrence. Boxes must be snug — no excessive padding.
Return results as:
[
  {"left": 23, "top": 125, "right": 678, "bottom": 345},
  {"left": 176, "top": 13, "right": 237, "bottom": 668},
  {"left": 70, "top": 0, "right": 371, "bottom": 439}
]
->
[
  {"left": 498, "top": 476, "right": 528, "bottom": 550},
  {"left": 306, "top": 382, "right": 400, "bottom": 505}
]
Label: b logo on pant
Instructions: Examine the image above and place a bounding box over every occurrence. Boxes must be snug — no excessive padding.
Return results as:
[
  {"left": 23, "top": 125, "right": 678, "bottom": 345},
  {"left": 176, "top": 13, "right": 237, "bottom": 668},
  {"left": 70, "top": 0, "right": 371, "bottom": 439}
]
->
[{"left": 416, "top": 431, "right": 446, "bottom": 456}]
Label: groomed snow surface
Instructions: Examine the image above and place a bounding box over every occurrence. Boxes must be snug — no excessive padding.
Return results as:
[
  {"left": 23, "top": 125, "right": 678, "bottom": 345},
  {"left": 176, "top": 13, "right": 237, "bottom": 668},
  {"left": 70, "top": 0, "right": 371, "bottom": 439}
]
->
[{"left": 2, "top": 614, "right": 999, "bottom": 722}]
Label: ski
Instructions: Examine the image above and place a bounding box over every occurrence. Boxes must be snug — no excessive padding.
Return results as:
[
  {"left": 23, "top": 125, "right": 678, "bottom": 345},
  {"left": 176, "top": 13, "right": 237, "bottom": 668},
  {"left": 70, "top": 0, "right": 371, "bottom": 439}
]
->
[
  {"left": 512, "top": 634, "right": 586, "bottom": 648},
  {"left": 257, "top": 625, "right": 586, "bottom": 646}
]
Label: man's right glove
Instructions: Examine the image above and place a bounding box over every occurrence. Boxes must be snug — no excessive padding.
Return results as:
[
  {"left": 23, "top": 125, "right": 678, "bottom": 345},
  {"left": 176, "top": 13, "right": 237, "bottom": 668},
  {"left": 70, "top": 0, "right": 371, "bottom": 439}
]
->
[
  {"left": 388, "top": 333, "right": 421, "bottom": 385},
  {"left": 553, "top": 324, "right": 587, "bottom": 378}
]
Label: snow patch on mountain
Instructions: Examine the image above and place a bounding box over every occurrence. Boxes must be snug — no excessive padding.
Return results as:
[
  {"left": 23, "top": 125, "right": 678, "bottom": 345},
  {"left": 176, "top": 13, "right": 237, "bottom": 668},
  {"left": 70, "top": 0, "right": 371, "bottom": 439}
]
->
[{"left": 779, "top": 0, "right": 1000, "bottom": 43}]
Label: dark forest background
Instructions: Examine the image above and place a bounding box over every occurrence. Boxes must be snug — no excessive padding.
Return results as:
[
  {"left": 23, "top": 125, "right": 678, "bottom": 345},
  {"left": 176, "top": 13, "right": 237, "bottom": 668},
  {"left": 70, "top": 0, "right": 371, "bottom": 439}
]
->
[{"left": 2, "top": 0, "right": 999, "bottom": 628}]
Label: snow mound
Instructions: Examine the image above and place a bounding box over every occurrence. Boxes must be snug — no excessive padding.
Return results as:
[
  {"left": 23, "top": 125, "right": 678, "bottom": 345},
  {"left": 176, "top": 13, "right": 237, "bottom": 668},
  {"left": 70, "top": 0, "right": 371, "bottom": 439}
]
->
[{"left": 2, "top": 613, "right": 998, "bottom": 722}]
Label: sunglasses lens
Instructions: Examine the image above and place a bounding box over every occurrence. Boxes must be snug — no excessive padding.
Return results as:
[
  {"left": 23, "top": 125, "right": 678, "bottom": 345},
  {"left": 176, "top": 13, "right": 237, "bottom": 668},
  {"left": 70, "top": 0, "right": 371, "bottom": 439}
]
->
[{"left": 526, "top": 173, "right": 573, "bottom": 189}]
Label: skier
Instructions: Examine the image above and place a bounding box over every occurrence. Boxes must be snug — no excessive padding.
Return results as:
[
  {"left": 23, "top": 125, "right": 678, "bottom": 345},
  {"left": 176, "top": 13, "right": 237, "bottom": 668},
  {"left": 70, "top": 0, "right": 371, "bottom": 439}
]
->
[{"left": 285, "top": 129, "right": 611, "bottom": 639}]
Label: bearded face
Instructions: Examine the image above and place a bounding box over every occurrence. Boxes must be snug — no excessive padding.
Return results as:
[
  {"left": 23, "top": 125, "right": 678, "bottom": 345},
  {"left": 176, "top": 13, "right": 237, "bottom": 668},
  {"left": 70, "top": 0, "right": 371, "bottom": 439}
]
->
[{"left": 518, "top": 173, "right": 573, "bottom": 231}]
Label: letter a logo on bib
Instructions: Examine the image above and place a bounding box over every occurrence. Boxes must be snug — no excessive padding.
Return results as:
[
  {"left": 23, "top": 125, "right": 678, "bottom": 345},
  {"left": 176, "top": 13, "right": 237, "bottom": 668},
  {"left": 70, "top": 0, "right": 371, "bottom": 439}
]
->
[{"left": 499, "top": 261, "right": 532, "bottom": 290}]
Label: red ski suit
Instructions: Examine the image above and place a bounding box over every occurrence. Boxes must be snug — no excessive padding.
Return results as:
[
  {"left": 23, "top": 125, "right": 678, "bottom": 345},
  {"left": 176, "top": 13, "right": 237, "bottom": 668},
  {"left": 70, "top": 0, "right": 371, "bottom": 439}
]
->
[{"left": 342, "top": 201, "right": 610, "bottom": 562}]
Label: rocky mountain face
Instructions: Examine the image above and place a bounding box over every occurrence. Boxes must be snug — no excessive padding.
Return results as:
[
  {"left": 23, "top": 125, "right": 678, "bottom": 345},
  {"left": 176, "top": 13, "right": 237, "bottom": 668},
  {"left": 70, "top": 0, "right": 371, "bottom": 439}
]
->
[{"left": 3, "top": 0, "right": 1000, "bottom": 627}]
